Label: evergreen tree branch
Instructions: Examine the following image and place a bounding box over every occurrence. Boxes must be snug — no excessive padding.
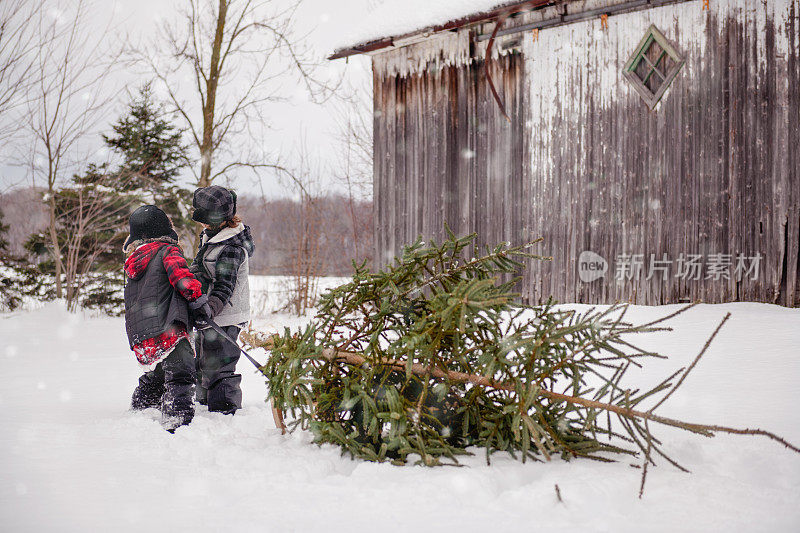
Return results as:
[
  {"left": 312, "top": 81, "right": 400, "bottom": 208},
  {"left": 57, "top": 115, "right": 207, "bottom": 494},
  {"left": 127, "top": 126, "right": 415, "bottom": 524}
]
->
[{"left": 252, "top": 334, "right": 800, "bottom": 455}]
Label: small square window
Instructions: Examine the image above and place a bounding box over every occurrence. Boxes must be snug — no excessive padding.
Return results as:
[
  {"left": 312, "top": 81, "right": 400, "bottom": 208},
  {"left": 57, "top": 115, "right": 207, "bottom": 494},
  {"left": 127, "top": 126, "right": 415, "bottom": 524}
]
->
[{"left": 623, "top": 25, "right": 685, "bottom": 109}]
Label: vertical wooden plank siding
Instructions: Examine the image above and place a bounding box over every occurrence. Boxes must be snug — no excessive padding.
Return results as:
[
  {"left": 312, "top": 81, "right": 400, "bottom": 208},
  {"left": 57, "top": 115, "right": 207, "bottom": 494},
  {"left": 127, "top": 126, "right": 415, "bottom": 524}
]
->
[
  {"left": 371, "top": 0, "right": 799, "bottom": 306},
  {"left": 373, "top": 52, "right": 528, "bottom": 259},
  {"left": 521, "top": 0, "right": 798, "bottom": 305}
]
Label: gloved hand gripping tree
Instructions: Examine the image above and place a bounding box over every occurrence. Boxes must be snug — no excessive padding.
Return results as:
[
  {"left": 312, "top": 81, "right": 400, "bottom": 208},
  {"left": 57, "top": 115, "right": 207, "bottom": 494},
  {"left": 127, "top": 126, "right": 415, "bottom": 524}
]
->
[{"left": 247, "top": 231, "right": 799, "bottom": 474}]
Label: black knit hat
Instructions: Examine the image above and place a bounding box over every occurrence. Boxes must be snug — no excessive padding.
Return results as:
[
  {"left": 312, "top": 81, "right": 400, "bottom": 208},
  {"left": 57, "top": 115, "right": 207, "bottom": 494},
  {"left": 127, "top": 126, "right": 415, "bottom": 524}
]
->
[
  {"left": 123, "top": 205, "right": 178, "bottom": 249},
  {"left": 192, "top": 185, "right": 237, "bottom": 226}
]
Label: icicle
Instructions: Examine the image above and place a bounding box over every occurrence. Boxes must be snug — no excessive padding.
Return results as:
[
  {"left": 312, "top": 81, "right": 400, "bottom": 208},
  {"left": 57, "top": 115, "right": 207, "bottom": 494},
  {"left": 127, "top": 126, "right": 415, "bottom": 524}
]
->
[{"left": 371, "top": 24, "right": 520, "bottom": 80}]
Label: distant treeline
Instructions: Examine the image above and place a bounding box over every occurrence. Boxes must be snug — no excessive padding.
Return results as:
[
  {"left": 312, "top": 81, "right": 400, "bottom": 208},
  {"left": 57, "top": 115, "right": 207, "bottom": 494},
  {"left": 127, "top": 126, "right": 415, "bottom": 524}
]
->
[
  {"left": 0, "top": 188, "right": 372, "bottom": 277},
  {"left": 237, "top": 194, "right": 373, "bottom": 276},
  {"left": 0, "top": 187, "right": 49, "bottom": 258}
]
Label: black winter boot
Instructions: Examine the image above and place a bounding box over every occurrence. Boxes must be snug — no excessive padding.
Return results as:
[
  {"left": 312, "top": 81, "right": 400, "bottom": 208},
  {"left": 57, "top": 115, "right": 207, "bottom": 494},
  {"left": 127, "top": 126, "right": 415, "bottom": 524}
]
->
[
  {"left": 160, "top": 339, "right": 196, "bottom": 431},
  {"left": 207, "top": 374, "right": 242, "bottom": 415},
  {"left": 131, "top": 369, "right": 165, "bottom": 410}
]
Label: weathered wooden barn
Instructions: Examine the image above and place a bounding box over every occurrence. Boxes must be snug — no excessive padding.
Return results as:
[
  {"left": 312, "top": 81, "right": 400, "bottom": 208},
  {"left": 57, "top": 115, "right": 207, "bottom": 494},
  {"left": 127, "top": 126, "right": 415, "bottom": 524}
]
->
[{"left": 333, "top": 0, "right": 800, "bottom": 306}]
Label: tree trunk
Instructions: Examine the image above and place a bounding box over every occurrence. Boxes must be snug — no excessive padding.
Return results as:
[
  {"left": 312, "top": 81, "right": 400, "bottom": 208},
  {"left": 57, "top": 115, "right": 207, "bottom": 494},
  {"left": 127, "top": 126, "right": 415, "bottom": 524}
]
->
[
  {"left": 198, "top": 0, "right": 227, "bottom": 187},
  {"left": 47, "top": 183, "right": 63, "bottom": 299},
  {"left": 194, "top": 0, "right": 228, "bottom": 250},
  {"left": 248, "top": 332, "right": 800, "bottom": 454}
]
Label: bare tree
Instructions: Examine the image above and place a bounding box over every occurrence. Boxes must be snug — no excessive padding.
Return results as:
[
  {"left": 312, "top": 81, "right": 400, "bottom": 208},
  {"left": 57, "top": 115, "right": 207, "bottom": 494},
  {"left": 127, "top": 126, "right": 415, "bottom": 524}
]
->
[
  {"left": 333, "top": 79, "right": 373, "bottom": 197},
  {"left": 276, "top": 142, "right": 324, "bottom": 315},
  {"left": 57, "top": 170, "right": 142, "bottom": 310},
  {"left": 25, "top": 0, "right": 119, "bottom": 298},
  {"left": 0, "top": 0, "right": 43, "bottom": 139},
  {"left": 332, "top": 76, "right": 373, "bottom": 262},
  {"left": 138, "top": 0, "right": 333, "bottom": 235}
]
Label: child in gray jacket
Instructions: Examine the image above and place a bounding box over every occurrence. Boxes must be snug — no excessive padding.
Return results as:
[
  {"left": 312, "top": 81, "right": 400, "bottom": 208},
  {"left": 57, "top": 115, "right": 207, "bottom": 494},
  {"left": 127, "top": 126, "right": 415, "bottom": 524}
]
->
[{"left": 190, "top": 186, "right": 255, "bottom": 414}]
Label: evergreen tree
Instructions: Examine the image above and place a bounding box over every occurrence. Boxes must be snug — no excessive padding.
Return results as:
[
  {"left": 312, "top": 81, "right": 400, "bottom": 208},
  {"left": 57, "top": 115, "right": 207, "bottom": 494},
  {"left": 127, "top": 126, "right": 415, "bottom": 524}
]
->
[
  {"left": 26, "top": 84, "right": 192, "bottom": 312},
  {"left": 0, "top": 206, "right": 9, "bottom": 254},
  {"left": 1, "top": 207, "right": 40, "bottom": 311},
  {"left": 102, "top": 82, "right": 192, "bottom": 242},
  {"left": 0, "top": 207, "right": 19, "bottom": 310},
  {"left": 103, "top": 83, "right": 186, "bottom": 185}
]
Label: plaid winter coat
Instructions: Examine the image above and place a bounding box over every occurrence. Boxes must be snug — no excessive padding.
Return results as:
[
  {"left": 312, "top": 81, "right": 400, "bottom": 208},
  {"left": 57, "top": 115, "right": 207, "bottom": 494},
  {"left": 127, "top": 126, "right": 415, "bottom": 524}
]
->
[{"left": 190, "top": 224, "right": 254, "bottom": 327}]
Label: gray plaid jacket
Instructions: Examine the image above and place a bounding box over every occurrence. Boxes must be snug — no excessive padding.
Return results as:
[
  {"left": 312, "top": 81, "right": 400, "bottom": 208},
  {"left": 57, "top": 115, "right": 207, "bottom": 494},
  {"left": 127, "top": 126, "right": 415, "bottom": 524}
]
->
[{"left": 193, "top": 224, "right": 253, "bottom": 327}]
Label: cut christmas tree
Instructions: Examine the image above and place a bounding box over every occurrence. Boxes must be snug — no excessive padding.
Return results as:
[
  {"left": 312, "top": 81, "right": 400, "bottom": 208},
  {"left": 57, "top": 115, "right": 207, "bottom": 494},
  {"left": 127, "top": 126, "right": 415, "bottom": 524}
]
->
[{"left": 244, "top": 230, "right": 799, "bottom": 485}]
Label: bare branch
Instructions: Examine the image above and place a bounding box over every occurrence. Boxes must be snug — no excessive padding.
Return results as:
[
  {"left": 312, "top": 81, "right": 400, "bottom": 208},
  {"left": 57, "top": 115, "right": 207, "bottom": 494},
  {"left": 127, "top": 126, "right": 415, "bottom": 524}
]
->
[{"left": 22, "top": 0, "right": 122, "bottom": 298}]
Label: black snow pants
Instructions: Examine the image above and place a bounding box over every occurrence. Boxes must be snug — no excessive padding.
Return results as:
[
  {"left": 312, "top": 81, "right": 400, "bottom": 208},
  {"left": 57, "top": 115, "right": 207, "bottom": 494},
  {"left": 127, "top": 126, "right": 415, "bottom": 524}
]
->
[
  {"left": 195, "top": 325, "right": 242, "bottom": 414},
  {"left": 131, "top": 338, "right": 196, "bottom": 430}
]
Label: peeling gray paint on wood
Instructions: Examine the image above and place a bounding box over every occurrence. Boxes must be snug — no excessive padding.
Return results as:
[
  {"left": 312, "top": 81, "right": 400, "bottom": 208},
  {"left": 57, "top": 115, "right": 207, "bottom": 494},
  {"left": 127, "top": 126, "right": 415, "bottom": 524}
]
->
[
  {"left": 374, "top": 52, "right": 528, "bottom": 267},
  {"left": 371, "top": 0, "right": 800, "bottom": 306}
]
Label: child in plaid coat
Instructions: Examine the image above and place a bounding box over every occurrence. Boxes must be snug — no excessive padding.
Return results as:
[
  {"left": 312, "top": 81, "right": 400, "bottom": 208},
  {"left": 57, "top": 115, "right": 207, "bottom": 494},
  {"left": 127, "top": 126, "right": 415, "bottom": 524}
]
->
[{"left": 189, "top": 186, "right": 255, "bottom": 414}]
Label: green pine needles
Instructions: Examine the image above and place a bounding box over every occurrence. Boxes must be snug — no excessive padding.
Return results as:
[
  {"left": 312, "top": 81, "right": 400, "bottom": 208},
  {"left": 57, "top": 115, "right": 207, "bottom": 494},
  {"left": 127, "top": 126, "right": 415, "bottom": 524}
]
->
[{"left": 248, "top": 231, "right": 799, "bottom": 472}]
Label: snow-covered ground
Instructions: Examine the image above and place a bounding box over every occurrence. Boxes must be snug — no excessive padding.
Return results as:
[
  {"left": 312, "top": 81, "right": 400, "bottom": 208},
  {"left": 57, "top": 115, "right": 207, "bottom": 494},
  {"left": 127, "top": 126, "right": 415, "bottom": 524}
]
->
[{"left": 1, "top": 278, "right": 799, "bottom": 532}]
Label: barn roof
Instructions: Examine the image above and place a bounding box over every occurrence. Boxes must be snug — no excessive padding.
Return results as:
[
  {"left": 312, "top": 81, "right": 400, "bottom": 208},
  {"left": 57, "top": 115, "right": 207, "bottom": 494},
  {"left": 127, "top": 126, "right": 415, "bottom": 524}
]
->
[{"left": 329, "top": 0, "right": 553, "bottom": 59}]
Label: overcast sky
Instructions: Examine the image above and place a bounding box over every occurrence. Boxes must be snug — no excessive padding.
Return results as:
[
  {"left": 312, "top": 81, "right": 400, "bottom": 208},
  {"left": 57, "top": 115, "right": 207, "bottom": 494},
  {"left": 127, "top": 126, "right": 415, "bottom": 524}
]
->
[{"left": 0, "top": 0, "right": 375, "bottom": 198}]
